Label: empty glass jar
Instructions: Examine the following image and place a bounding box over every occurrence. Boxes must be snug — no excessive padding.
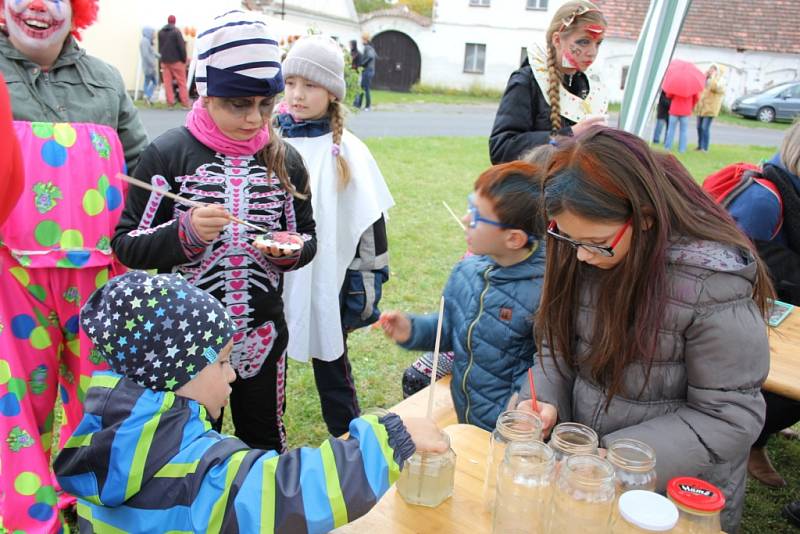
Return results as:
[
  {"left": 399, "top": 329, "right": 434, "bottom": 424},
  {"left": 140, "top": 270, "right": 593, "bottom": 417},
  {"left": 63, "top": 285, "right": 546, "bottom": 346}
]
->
[
  {"left": 547, "top": 454, "right": 617, "bottom": 534},
  {"left": 549, "top": 422, "right": 599, "bottom": 468},
  {"left": 483, "top": 410, "right": 543, "bottom": 511},
  {"left": 396, "top": 430, "right": 456, "bottom": 507},
  {"left": 492, "top": 441, "right": 556, "bottom": 534},
  {"left": 607, "top": 438, "right": 657, "bottom": 494}
]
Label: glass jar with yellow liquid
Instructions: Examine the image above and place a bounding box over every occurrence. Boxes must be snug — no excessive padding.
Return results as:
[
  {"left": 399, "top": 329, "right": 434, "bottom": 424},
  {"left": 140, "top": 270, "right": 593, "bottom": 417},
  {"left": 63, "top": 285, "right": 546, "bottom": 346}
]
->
[
  {"left": 612, "top": 490, "right": 679, "bottom": 533},
  {"left": 396, "top": 430, "right": 456, "bottom": 507}
]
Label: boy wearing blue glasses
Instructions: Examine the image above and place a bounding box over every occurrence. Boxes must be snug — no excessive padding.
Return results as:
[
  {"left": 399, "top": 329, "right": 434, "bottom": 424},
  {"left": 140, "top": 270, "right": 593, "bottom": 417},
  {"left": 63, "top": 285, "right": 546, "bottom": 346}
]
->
[{"left": 379, "top": 162, "right": 547, "bottom": 431}]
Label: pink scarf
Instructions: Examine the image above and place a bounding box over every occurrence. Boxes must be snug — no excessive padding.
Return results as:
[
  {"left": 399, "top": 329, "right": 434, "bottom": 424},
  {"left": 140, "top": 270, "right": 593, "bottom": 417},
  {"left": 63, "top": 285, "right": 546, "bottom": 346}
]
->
[{"left": 185, "top": 100, "right": 270, "bottom": 157}]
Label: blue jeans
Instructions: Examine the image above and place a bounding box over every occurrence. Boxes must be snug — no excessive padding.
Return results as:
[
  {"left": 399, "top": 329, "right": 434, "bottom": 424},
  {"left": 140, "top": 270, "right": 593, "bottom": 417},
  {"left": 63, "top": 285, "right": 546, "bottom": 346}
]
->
[
  {"left": 652, "top": 118, "right": 667, "bottom": 144},
  {"left": 664, "top": 115, "right": 688, "bottom": 153},
  {"left": 697, "top": 116, "right": 714, "bottom": 151},
  {"left": 143, "top": 72, "right": 157, "bottom": 101}
]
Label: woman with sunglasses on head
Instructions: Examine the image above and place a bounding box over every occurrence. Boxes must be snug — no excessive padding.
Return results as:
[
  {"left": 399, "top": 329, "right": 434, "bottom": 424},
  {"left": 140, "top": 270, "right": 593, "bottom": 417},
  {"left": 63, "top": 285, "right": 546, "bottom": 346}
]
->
[
  {"left": 489, "top": 0, "right": 609, "bottom": 164},
  {"left": 518, "top": 127, "right": 772, "bottom": 532}
]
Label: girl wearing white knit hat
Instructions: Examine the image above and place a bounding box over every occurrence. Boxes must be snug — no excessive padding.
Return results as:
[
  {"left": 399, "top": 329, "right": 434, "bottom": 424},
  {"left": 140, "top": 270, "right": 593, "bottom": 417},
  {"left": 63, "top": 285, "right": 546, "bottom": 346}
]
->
[
  {"left": 279, "top": 35, "right": 395, "bottom": 437},
  {"left": 113, "top": 10, "right": 317, "bottom": 453}
]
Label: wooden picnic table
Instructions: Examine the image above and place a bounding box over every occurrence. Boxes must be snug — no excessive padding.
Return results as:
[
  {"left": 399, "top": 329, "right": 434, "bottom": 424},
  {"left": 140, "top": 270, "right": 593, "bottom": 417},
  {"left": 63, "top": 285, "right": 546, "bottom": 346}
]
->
[
  {"left": 765, "top": 310, "right": 800, "bottom": 400},
  {"left": 334, "top": 423, "right": 492, "bottom": 533}
]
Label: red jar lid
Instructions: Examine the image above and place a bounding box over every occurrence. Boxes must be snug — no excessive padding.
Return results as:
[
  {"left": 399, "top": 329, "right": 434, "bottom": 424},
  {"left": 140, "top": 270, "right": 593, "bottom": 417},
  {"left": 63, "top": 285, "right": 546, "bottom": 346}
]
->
[{"left": 667, "top": 477, "right": 726, "bottom": 512}]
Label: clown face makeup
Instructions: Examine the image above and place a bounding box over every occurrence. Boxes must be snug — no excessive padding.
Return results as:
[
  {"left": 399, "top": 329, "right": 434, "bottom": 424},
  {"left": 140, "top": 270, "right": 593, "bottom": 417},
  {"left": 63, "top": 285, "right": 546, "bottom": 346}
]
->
[
  {"left": 555, "top": 23, "right": 604, "bottom": 73},
  {"left": 4, "top": 0, "right": 72, "bottom": 67}
]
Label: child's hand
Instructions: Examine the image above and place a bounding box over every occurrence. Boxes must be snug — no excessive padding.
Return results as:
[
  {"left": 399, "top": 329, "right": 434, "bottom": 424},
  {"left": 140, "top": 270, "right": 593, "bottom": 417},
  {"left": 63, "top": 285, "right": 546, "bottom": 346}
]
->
[
  {"left": 378, "top": 311, "right": 411, "bottom": 343},
  {"left": 253, "top": 232, "right": 304, "bottom": 258},
  {"left": 517, "top": 399, "right": 558, "bottom": 439},
  {"left": 191, "top": 205, "right": 231, "bottom": 242},
  {"left": 401, "top": 417, "right": 448, "bottom": 454}
]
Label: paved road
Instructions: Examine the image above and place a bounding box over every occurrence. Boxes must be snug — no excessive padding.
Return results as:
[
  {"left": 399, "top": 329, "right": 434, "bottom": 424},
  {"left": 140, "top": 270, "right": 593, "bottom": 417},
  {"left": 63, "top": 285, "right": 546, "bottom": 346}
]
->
[{"left": 138, "top": 103, "right": 786, "bottom": 148}]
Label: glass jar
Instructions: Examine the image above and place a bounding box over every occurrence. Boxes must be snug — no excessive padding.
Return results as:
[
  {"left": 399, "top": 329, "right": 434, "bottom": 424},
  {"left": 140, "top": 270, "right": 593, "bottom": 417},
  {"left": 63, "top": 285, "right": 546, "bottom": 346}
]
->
[
  {"left": 396, "top": 430, "right": 456, "bottom": 507},
  {"left": 492, "top": 441, "right": 556, "bottom": 534},
  {"left": 482, "top": 410, "right": 543, "bottom": 511},
  {"left": 607, "top": 438, "right": 657, "bottom": 494},
  {"left": 612, "top": 490, "right": 679, "bottom": 533},
  {"left": 549, "top": 422, "right": 599, "bottom": 468},
  {"left": 666, "top": 477, "right": 725, "bottom": 534},
  {"left": 547, "top": 454, "right": 617, "bottom": 534}
]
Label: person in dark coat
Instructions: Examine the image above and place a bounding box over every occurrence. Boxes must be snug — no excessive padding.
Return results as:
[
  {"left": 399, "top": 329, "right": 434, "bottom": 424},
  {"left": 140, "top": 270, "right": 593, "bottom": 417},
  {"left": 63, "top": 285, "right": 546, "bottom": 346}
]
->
[
  {"left": 489, "top": 0, "right": 608, "bottom": 164},
  {"left": 653, "top": 90, "right": 671, "bottom": 144},
  {"left": 353, "top": 33, "right": 376, "bottom": 110},
  {"left": 349, "top": 39, "right": 361, "bottom": 70},
  {"left": 157, "top": 14, "right": 190, "bottom": 108}
]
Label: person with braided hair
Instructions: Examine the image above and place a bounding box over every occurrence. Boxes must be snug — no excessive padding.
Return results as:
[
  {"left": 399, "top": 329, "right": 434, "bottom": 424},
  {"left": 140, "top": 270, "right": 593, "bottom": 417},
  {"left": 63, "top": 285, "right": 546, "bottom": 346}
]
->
[
  {"left": 277, "top": 35, "right": 395, "bottom": 437},
  {"left": 489, "top": 0, "right": 608, "bottom": 164}
]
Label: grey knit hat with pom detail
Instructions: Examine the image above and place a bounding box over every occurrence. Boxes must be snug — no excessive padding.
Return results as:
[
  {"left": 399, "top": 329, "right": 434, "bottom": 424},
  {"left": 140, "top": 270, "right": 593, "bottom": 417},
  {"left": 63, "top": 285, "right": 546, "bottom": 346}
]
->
[{"left": 283, "top": 35, "right": 346, "bottom": 101}]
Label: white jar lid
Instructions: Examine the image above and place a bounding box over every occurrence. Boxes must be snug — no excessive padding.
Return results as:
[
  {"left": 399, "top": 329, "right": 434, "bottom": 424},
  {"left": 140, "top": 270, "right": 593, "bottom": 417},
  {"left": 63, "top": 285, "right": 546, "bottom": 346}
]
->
[{"left": 618, "top": 490, "right": 679, "bottom": 531}]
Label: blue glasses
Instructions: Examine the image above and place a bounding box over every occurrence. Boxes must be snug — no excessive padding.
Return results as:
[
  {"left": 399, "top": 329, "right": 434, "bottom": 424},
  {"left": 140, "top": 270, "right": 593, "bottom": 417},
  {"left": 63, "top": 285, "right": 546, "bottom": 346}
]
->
[{"left": 467, "top": 194, "right": 514, "bottom": 230}]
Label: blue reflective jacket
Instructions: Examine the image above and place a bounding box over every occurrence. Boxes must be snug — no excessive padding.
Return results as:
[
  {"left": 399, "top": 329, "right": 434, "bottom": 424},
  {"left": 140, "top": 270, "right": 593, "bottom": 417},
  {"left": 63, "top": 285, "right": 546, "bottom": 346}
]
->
[{"left": 54, "top": 372, "right": 413, "bottom": 533}]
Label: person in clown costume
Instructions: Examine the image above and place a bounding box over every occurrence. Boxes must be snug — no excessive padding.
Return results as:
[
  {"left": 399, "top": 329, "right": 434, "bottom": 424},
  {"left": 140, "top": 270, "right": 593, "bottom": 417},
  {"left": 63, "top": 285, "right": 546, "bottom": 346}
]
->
[{"left": 0, "top": 0, "right": 148, "bottom": 531}]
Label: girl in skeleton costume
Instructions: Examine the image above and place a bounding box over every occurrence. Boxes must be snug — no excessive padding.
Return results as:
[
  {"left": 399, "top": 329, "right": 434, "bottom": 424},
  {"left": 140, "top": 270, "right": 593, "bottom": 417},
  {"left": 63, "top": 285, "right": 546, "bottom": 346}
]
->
[
  {"left": 1, "top": 0, "right": 148, "bottom": 530},
  {"left": 489, "top": 0, "right": 609, "bottom": 164},
  {"left": 277, "top": 36, "right": 394, "bottom": 437},
  {"left": 112, "top": 11, "right": 316, "bottom": 453}
]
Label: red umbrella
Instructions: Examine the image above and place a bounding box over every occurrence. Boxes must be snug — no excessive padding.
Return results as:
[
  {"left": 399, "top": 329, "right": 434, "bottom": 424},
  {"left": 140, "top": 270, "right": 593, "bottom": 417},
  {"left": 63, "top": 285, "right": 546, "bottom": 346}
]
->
[{"left": 662, "top": 59, "right": 705, "bottom": 97}]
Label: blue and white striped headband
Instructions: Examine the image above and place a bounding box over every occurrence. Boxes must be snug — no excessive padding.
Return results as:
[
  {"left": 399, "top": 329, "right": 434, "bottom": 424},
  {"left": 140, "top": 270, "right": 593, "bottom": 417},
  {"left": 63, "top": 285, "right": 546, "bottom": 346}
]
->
[{"left": 195, "top": 10, "right": 284, "bottom": 98}]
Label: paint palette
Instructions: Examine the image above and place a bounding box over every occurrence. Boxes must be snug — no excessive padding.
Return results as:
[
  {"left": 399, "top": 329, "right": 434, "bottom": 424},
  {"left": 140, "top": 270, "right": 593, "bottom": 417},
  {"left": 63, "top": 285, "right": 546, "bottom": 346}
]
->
[{"left": 254, "top": 232, "right": 303, "bottom": 253}]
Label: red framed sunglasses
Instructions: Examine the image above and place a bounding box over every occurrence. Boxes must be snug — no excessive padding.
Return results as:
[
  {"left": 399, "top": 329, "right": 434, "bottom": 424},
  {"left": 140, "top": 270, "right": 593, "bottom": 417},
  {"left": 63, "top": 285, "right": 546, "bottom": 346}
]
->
[{"left": 547, "top": 219, "right": 632, "bottom": 257}]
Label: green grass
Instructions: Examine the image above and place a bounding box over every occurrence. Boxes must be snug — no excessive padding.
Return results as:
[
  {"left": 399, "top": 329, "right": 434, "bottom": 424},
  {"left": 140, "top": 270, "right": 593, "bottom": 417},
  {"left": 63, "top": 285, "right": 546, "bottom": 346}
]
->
[
  {"left": 715, "top": 110, "right": 794, "bottom": 131},
  {"left": 366, "top": 88, "right": 500, "bottom": 107}
]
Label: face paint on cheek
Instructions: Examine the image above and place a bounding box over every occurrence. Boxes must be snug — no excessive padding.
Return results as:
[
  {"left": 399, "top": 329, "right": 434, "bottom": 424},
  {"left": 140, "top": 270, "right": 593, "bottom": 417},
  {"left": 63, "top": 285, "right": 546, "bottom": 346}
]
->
[{"left": 562, "top": 48, "right": 580, "bottom": 69}]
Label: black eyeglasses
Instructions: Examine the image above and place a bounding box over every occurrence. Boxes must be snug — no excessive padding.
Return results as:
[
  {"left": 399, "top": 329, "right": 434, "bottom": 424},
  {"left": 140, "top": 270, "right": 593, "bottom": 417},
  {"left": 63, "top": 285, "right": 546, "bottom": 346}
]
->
[{"left": 546, "top": 219, "right": 631, "bottom": 257}]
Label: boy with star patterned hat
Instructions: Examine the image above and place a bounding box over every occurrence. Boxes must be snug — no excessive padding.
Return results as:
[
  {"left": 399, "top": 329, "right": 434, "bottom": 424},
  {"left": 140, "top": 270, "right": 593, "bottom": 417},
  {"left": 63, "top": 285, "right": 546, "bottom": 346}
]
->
[{"left": 54, "top": 271, "right": 447, "bottom": 533}]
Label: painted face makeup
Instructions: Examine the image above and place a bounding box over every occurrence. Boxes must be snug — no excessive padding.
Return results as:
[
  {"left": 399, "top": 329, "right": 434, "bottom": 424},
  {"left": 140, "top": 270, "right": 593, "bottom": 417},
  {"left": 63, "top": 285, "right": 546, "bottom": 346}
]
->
[
  {"left": 559, "top": 25, "right": 605, "bottom": 72},
  {"left": 4, "top": 0, "right": 72, "bottom": 64}
]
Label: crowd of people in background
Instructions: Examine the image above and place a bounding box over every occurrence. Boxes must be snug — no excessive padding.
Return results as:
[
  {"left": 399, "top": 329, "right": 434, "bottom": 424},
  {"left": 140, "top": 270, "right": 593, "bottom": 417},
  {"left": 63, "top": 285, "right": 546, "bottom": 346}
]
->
[{"left": 1, "top": 0, "right": 799, "bottom": 532}]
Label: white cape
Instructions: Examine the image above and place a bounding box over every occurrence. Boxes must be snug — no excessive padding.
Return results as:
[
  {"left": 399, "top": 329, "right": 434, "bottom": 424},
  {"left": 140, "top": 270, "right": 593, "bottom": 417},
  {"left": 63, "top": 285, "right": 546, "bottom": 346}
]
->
[{"left": 283, "top": 130, "right": 394, "bottom": 362}]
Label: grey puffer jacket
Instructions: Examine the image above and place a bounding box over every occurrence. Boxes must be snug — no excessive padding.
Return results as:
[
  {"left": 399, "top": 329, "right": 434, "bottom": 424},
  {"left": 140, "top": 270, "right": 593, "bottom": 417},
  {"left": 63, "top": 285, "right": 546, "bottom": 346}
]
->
[{"left": 520, "top": 238, "right": 768, "bottom": 533}]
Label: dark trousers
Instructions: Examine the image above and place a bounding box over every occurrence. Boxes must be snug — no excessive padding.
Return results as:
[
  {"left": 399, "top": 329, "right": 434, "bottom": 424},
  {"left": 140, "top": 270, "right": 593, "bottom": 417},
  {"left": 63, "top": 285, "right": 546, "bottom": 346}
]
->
[
  {"left": 354, "top": 70, "right": 374, "bottom": 109},
  {"left": 213, "top": 340, "right": 288, "bottom": 453},
  {"left": 753, "top": 390, "right": 800, "bottom": 448},
  {"left": 312, "top": 332, "right": 361, "bottom": 436}
]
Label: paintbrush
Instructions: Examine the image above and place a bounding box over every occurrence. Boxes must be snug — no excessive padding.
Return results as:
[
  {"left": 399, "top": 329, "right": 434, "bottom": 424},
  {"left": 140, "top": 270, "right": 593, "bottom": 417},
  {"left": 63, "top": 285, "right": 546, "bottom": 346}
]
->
[{"left": 116, "top": 172, "right": 269, "bottom": 234}]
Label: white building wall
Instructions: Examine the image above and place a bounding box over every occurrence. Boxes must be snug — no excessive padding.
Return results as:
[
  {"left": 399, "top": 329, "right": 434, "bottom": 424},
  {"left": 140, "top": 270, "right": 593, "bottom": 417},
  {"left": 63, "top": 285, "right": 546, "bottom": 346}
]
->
[{"left": 597, "top": 39, "right": 800, "bottom": 107}]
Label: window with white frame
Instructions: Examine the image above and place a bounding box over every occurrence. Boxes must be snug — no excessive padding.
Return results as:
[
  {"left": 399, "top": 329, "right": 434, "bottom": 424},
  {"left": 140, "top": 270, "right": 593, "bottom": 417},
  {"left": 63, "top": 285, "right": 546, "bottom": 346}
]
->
[
  {"left": 526, "top": 0, "right": 548, "bottom": 10},
  {"left": 464, "top": 43, "right": 486, "bottom": 74},
  {"left": 470, "top": 0, "right": 490, "bottom": 6}
]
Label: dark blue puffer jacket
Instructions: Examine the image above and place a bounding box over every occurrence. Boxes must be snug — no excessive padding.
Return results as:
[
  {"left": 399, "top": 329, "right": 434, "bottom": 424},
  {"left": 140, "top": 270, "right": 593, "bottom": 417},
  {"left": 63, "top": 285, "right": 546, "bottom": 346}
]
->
[{"left": 400, "top": 245, "right": 545, "bottom": 431}]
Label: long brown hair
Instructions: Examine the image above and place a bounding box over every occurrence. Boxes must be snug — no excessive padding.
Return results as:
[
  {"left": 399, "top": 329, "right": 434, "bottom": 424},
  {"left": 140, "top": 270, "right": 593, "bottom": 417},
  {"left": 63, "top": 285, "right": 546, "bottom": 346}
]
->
[
  {"left": 537, "top": 127, "right": 774, "bottom": 403},
  {"left": 261, "top": 120, "right": 307, "bottom": 199},
  {"left": 545, "top": 1, "right": 606, "bottom": 137}
]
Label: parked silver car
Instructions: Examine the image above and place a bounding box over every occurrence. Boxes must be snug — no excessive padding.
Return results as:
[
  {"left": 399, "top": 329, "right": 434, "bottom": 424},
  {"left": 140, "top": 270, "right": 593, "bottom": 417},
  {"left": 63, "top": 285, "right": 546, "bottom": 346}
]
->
[{"left": 731, "top": 81, "right": 800, "bottom": 123}]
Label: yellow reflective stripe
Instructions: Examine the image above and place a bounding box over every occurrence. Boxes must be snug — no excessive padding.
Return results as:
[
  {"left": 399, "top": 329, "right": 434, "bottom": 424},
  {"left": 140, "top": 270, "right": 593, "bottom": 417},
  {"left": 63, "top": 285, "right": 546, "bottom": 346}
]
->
[
  {"left": 208, "top": 450, "right": 248, "bottom": 533},
  {"left": 154, "top": 460, "right": 200, "bottom": 478},
  {"left": 260, "top": 456, "right": 279, "bottom": 534},
  {"left": 63, "top": 430, "right": 93, "bottom": 449},
  {"left": 90, "top": 374, "right": 121, "bottom": 390},
  {"left": 199, "top": 406, "right": 213, "bottom": 432},
  {"left": 78, "top": 501, "right": 129, "bottom": 533},
  {"left": 320, "top": 440, "right": 348, "bottom": 528},
  {"left": 125, "top": 393, "right": 175, "bottom": 500},
  {"left": 362, "top": 415, "right": 401, "bottom": 484}
]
